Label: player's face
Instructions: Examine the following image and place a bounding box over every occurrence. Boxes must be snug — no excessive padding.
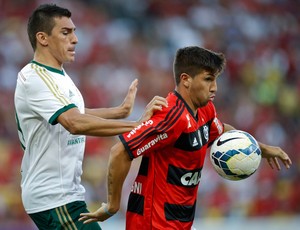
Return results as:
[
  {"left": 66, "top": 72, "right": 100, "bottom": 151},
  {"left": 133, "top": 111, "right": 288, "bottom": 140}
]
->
[
  {"left": 189, "top": 71, "right": 217, "bottom": 108},
  {"left": 46, "top": 17, "right": 78, "bottom": 67}
]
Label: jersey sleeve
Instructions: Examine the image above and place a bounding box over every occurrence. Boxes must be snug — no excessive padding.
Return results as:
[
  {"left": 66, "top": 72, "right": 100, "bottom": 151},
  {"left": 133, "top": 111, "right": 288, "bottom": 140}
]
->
[
  {"left": 119, "top": 104, "right": 186, "bottom": 160},
  {"left": 206, "top": 101, "right": 224, "bottom": 146},
  {"left": 25, "top": 68, "right": 76, "bottom": 125}
]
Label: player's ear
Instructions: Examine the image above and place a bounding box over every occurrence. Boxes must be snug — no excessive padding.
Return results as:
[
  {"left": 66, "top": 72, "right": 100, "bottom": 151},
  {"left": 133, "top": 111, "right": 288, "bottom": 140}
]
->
[
  {"left": 181, "top": 73, "right": 192, "bottom": 88},
  {"left": 36, "top": 32, "right": 48, "bottom": 47}
]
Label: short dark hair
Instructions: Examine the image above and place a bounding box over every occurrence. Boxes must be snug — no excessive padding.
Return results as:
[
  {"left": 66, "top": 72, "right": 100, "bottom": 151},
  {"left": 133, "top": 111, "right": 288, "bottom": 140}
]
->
[
  {"left": 27, "top": 4, "right": 72, "bottom": 50},
  {"left": 173, "top": 46, "right": 226, "bottom": 85}
]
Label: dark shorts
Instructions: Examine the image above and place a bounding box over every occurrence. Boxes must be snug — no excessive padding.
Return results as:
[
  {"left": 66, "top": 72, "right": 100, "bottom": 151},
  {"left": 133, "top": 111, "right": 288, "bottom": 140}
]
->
[{"left": 29, "top": 201, "right": 102, "bottom": 230}]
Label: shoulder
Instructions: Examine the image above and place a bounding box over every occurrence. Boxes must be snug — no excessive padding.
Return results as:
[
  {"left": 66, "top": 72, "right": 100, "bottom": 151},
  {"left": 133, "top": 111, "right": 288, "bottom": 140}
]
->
[
  {"left": 19, "top": 62, "right": 46, "bottom": 80},
  {"left": 16, "top": 63, "right": 38, "bottom": 89},
  {"left": 159, "top": 93, "right": 190, "bottom": 128},
  {"left": 18, "top": 63, "right": 54, "bottom": 95},
  {"left": 144, "top": 96, "right": 187, "bottom": 132},
  {"left": 154, "top": 92, "right": 186, "bottom": 118}
]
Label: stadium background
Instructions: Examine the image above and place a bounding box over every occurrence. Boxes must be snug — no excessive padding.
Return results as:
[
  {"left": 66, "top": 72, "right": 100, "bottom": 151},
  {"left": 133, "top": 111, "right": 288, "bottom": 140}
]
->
[{"left": 0, "top": 0, "right": 299, "bottom": 229}]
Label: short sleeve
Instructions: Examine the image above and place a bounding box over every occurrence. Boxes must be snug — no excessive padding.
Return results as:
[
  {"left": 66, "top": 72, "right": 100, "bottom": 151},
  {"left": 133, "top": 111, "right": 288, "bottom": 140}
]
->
[
  {"left": 25, "top": 68, "right": 75, "bottom": 125},
  {"left": 206, "top": 102, "right": 224, "bottom": 146},
  {"left": 120, "top": 104, "right": 186, "bottom": 160}
]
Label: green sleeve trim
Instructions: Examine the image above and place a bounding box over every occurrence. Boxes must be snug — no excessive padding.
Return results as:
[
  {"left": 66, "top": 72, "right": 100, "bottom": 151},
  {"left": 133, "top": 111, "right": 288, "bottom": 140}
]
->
[
  {"left": 15, "top": 112, "right": 23, "bottom": 134},
  {"left": 49, "top": 104, "right": 77, "bottom": 125},
  {"left": 20, "top": 142, "right": 26, "bottom": 150},
  {"left": 15, "top": 112, "right": 26, "bottom": 150}
]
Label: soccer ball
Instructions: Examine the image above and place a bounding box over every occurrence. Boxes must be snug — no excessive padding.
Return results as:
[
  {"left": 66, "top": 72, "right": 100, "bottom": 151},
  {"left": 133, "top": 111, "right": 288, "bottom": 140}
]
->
[{"left": 209, "top": 130, "right": 262, "bottom": 181}]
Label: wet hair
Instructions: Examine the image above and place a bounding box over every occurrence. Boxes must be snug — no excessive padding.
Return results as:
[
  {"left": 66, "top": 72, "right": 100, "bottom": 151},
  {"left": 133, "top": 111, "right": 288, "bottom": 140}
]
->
[
  {"left": 27, "top": 4, "right": 72, "bottom": 50},
  {"left": 173, "top": 46, "right": 226, "bottom": 85}
]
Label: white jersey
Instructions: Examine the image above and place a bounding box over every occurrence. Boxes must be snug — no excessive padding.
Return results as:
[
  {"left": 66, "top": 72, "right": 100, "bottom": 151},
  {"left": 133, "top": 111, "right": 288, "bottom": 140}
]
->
[{"left": 14, "top": 61, "right": 86, "bottom": 214}]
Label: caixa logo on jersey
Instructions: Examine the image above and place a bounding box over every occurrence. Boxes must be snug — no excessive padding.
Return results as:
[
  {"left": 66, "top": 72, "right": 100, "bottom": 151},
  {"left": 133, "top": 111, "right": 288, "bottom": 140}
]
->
[
  {"left": 127, "top": 120, "right": 154, "bottom": 139},
  {"left": 167, "top": 165, "right": 202, "bottom": 187}
]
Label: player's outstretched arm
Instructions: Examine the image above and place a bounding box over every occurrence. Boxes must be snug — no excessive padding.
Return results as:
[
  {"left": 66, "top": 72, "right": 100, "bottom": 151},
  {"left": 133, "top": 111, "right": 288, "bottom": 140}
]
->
[
  {"left": 259, "top": 142, "right": 292, "bottom": 170},
  {"left": 58, "top": 108, "right": 139, "bottom": 136},
  {"left": 57, "top": 94, "right": 167, "bottom": 136},
  {"left": 85, "top": 79, "right": 138, "bottom": 119},
  {"left": 79, "top": 141, "right": 131, "bottom": 223}
]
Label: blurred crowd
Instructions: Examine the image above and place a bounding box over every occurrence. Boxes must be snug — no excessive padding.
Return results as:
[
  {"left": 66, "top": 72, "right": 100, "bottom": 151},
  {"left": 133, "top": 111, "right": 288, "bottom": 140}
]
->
[{"left": 0, "top": 0, "right": 299, "bottom": 228}]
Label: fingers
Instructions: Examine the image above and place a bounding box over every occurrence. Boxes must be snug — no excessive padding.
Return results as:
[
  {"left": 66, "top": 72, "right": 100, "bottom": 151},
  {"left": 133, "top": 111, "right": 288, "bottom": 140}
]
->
[
  {"left": 79, "top": 213, "right": 97, "bottom": 223},
  {"left": 266, "top": 155, "right": 292, "bottom": 171},
  {"left": 79, "top": 212, "right": 95, "bottom": 220},
  {"left": 140, "top": 96, "right": 168, "bottom": 122},
  {"left": 128, "top": 79, "right": 138, "bottom": 95},
  {"left": 83, "top": 218, "right": 98, "bottom": 224},
  {"left": 79, "top": 213, "right": 102, "bottom": 224},
  {"left": 153, "top": 96, "right": 167, "bottom": 104},
  {"left": 267, "top": 157, "right": 285, "bottom": 171},
  {"left": 267, "top": 158, "right": 274, "bottom": 169},
  {"left": 131, "top": 78, "right": 138, "bottom": 87},
  {"left": 282, "top": 153, "right": 292, "bottom": 169},
  {"left": 121, "top": 79, "right": 138, "bottom": 116},
  {"left": 273, "top": 157, "right": 281, "bottom": 171},
  {"left": 278, "top": 150, "right": 292, "bottom": 169},
  {"left": 124, "top": 79, "right": 138, "bottom": 98},
  {"left": 148, "top": 96, "right": 168, "bottom": 108},
  {"left": 79, "top": 202, "right": 114, "bottom": 224},
  {"left": 128, "top": 79, "right": 138, "bottom": 91},
  {"left": 263, "top": 145, "right": 292, "bottom": 171},
  {"left": 283, "top": 157, "right": 292, "bottom": 169}
]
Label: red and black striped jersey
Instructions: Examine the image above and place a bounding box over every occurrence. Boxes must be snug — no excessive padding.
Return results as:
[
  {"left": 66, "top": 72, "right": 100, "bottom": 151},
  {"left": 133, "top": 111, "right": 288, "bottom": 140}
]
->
[{"left": 119, "top": 91, "right": 224, "bottom": 230}]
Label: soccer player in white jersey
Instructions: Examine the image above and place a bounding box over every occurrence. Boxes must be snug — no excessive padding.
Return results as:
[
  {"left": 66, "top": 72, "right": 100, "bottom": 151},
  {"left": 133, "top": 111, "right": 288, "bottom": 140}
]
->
[{"left": 14, "top": 4, "right": 167, "bottom": 230}]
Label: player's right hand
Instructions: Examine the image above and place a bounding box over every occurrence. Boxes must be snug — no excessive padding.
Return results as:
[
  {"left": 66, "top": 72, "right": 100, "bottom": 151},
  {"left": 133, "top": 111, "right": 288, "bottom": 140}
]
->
[
  {"left": 79, "top": 202, "right": 115, "bottom": 223},
  {"left": 139, "top": 96, "right": 168, "bottom": 122}
]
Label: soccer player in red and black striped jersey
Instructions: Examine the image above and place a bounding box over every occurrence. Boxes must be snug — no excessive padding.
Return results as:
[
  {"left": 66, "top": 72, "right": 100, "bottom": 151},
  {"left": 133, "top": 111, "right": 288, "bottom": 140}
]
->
[{"left": 80, "top": 46, "right": 292, "bottom": 229}]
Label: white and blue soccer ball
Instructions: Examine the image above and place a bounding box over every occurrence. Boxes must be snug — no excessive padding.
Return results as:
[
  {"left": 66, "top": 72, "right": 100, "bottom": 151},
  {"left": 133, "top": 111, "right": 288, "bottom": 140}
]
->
[{"left": 209, "top": 130, "right": 262, "bottom": 181}]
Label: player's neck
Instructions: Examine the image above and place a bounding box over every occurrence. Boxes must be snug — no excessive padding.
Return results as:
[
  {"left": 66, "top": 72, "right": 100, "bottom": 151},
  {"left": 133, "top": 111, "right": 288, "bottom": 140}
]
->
[
  {"left": 33, "top": 52, "right": 63, "bottom": 70},
  {"left": 175, "top": 88, "right": 197, "bottom": 116}
]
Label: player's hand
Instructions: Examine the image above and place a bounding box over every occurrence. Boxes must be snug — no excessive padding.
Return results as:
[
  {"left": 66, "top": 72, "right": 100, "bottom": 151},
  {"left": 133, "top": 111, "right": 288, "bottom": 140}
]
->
[
  {"left": 260, "top": 143, "right": 292, "bottom": 170},
  {"left": 79, "top": 203, "right": 115, "bottom": 224},
  {"left": 120, "top": 79, "right": 138, "bottom": 118},
  {"left": 139, "top": 96, "right": 168, "bottom": 122}
]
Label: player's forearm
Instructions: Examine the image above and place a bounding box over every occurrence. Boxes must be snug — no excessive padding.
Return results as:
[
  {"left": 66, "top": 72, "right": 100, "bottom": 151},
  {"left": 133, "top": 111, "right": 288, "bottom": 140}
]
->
[
  {"left": 62, "top": 112, "right": 138, "bottom": 136},
  {"left": 85, "top": 106, "right": 131, "bottom": 119},
  {"left": 106, "top": 142, "right": 132, "bottom": 213},
  {"left": 78, "top": 117, "right": 138, "bottom": 136}
]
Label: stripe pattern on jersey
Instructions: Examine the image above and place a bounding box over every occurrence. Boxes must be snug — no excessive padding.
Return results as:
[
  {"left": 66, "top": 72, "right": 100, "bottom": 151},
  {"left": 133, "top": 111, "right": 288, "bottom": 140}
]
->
[
  {"left": 32, "top": 63, "right": 71, "bottom": 106},
  {"left": 164, "top": 202, "right": 196, "bottom": 222},
  {"left": 137, "top": 156, "right": 149, "bottom": 176},
  {"left": 125, "top": 98, "right": 185, "bottom": 156},
  {"left": 127, "top": 193, "right": 144, "bottom": 215},
  {"left": 174, "top": 119, "right": 212, "bottom": 151}
]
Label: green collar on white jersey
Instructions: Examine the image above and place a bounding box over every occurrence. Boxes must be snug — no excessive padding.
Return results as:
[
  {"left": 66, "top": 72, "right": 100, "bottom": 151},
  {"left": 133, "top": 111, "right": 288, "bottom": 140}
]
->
[{"left": 31, "top": 60, "right": 65, "bottom": 76}]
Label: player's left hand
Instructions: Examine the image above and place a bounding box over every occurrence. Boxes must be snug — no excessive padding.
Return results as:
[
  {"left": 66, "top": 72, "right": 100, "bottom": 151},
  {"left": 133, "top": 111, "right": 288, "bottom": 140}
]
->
[
  {"left": 119, "top": 79, "right": 139, "bottom": 117},
  {"left": 260, "top": 143, "right": 292, "bottom": 170},
  {"left": 79, "top": 203, "right": 115, "bottom": 224}
]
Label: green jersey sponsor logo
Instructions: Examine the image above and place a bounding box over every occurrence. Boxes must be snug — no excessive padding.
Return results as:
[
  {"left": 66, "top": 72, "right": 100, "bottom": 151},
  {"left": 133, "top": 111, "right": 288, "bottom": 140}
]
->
[{"left": 67, "top": 137, "right": 85, "bottom": 146}]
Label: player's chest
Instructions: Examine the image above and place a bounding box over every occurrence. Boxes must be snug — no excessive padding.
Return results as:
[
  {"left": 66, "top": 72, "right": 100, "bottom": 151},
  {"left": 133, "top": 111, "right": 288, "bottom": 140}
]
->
[
  {"left": 55, "top": 76, "right": 84, "bottom": 110},
  {"left": 174, "top": 113, "right": 210, "bottom": 152}
]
